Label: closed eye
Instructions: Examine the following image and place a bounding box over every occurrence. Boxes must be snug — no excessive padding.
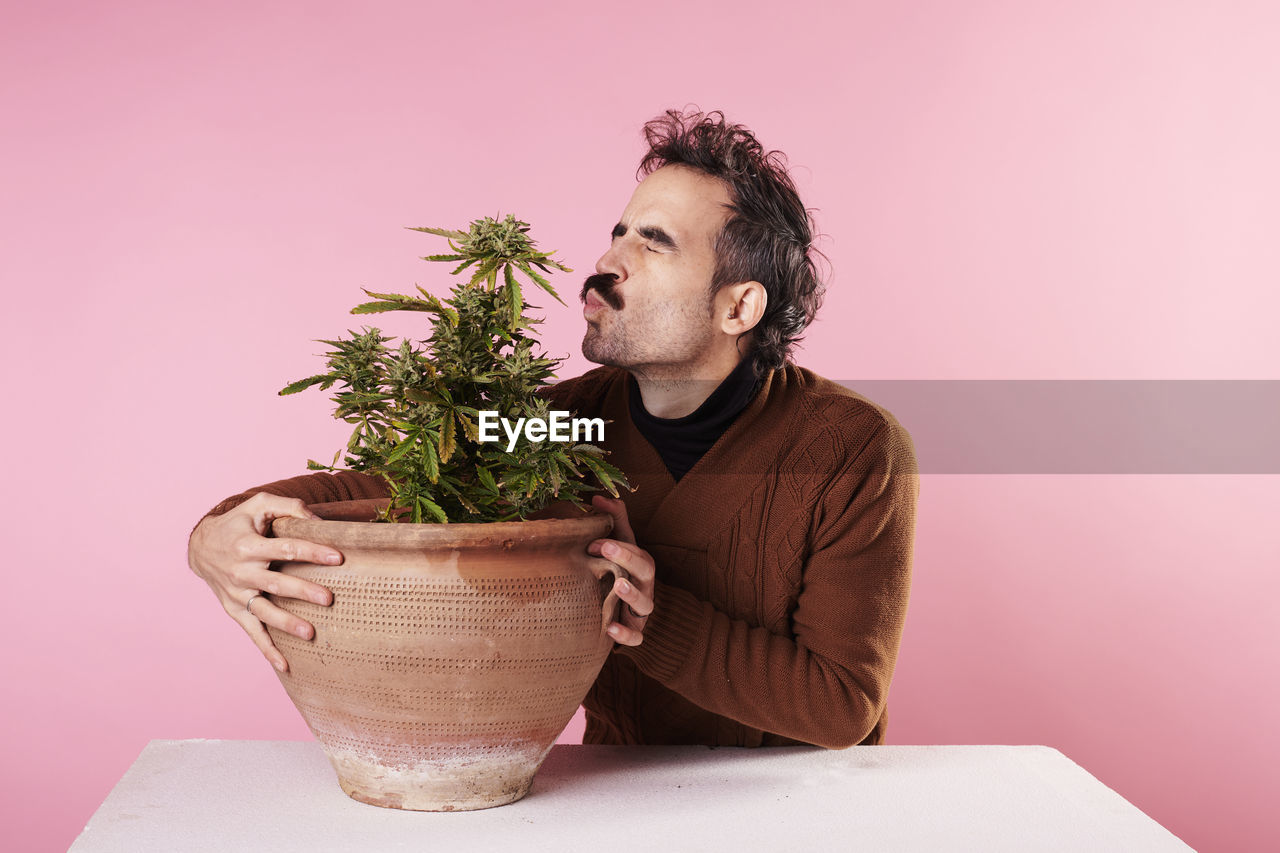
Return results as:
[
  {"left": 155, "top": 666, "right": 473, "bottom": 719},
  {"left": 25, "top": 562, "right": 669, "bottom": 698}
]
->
[{"left": 610, "top": 222, "right": 678, "bottom": 253}]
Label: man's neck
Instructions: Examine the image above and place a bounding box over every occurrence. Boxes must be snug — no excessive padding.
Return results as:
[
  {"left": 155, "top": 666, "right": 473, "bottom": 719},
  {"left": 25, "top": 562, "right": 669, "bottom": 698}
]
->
[{"left": 629, "top": 350, "right": 745, "bottom": 419}]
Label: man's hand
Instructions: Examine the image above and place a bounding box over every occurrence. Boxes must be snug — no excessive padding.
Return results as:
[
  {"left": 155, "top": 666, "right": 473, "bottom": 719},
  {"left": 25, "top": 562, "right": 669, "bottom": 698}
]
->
[
  {"left": 187, "top": 493, "right": 341, "bottom": 672},
  {"left": 587, "top": 494, "right": 654, "bottom": 646}
]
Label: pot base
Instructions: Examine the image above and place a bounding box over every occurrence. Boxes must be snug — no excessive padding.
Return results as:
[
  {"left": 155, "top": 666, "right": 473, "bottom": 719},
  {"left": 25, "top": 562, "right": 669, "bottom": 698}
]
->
[{"left": 325, "top": 743, "right": 549, "bottom": 811}]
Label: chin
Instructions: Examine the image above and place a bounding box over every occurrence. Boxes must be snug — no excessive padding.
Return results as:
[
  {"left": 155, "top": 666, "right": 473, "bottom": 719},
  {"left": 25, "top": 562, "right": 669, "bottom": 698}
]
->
[
  {"left": 581, "top": 335, "right": 622, "bottom": 368},
  {"left": 580, "top": 334, "right": 604, "bottom": 365}
]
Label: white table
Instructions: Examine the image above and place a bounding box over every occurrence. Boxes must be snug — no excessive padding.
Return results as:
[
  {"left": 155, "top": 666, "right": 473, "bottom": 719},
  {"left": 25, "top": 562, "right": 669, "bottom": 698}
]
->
[{"left": 70, "top": 740, "right": 1191, "bottom": 852}]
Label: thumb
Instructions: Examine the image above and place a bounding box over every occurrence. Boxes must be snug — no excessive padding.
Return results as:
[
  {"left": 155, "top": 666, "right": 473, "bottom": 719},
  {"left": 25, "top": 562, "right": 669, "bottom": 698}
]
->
[{"left": 592, "top": 495, "right": 635, "bottom": 545}]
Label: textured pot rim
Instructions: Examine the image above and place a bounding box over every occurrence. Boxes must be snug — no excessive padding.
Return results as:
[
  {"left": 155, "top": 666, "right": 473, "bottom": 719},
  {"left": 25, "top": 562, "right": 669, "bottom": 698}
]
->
[{"left": 271, "top": 498, "right": 614, "bottom": 550}]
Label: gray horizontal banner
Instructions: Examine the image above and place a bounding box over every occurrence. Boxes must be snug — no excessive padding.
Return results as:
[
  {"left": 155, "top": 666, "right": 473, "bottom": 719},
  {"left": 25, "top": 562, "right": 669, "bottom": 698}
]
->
[{"left": 837, "top": 380, "right": 1279, "bottom": 474}]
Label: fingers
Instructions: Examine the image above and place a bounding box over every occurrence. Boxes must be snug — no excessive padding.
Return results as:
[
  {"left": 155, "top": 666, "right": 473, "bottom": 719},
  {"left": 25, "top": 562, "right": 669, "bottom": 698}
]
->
[
  {"left": 248, "top": 568, "right": 334, "bottom": 607},
  {"left": 222, "top": 572, "right": 324, "bottom": 673},
  {"left": 607, "top": 618, "right": 645, "bottom": 646},
  {"left": 227, "top": 598, "right": 296, "bottom": 673},
  {"left": 241, "top": 535, "right": 343, "bottom": 569},
  {"left": 244, "top": 492, "right": 320, "bottom": 520},
  {"left": 585, "top": 555, "right": 627, "bottom": 584},
  {"left": 609, "top": 575, "right": 650, "bottom": 647},
  {"left": 588, "top": 537, "right": 654, "bottom": 646},
  {"left": 241, "top": 493, "right": 321, "bottom": 535},
  {"left": 588, "top": 539, "right": 653, "bottom": 585},
  {"left": 236, "top": 589, "right": 315, "bottom": 641},
  {"left": 591, "top": 495, "right": 636, "bottom": 545},
  {"left": 612, "top": 577, "right": 649, "bottom": 618},
  {"left": 610, "top": 575, "right": 651, "bottom": 629},
  {"left": 246, "top": 616, "right": 290, "bottom": 672},
  {"left": 192, "top": 493, "right": 336, "bottom": 673}
]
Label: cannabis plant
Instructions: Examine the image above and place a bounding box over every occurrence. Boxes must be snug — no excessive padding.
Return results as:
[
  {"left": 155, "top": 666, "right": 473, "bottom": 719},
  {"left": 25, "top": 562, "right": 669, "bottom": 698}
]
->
[{"left": 280, "top": 214, "right": 627, "bottom": 523}]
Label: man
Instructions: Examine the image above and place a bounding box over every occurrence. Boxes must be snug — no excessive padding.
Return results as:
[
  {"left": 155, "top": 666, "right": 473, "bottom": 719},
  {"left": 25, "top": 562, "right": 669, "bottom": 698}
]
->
[{"left": 189, "top": 109, "right": 918, "bottom": 749}]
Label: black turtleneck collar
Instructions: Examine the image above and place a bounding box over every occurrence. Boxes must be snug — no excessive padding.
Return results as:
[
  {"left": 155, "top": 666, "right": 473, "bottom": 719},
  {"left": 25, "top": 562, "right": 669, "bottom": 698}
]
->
[{"left": 628, "top": 357, "right": 762, "bottom": 482}]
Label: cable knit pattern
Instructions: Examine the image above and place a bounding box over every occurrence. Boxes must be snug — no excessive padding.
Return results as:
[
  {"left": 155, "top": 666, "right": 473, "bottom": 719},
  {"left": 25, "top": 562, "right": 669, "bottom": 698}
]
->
[{"left": 198, "top": 363, "right": 918, "bottom": 749}]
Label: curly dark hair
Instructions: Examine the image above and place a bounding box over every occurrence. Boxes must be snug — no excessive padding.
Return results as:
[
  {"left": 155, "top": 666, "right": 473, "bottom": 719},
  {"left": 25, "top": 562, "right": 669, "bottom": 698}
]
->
[{"left": 638, "top": 108, "right": 826, "bottom": 377}]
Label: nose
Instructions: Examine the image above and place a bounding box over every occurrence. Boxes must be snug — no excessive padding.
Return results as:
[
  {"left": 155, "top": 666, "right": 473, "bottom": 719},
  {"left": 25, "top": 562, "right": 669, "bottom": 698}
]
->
[{"left": 595, "top": 241, "right": 627, "bottom": 283}]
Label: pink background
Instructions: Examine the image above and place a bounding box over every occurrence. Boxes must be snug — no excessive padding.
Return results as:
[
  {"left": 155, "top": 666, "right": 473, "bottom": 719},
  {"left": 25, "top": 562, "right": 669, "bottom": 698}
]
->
[{"left": 3, "top": 1, "right": 1277, "bottom": 850}]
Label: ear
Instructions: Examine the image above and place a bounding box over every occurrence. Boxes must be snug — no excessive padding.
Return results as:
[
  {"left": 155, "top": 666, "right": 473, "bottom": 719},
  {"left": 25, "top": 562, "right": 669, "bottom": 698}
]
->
[{"left": 716, "top": 281, "right": 767, "bottom": 336}]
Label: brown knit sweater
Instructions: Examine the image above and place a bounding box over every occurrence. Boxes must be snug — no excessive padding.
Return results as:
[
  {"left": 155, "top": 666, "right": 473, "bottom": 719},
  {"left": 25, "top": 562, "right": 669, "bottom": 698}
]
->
[{"left": 202, "top": 363, "right": 918, "bottom": 749}]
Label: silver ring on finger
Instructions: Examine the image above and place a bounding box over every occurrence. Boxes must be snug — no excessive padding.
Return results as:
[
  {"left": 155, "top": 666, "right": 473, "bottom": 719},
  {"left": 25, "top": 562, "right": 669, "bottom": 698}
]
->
[
  {"left": 626, "top": 602, "right": 650, "bottom": 620},
  {"left": 246, "top": 592, "right": 265, "bottom": 617}
]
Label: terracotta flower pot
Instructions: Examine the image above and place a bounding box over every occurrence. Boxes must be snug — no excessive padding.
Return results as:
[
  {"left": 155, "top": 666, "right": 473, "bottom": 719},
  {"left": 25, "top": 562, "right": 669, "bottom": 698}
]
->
[{"left": 266, "top": 499, "right": 620, "bottom": 811}]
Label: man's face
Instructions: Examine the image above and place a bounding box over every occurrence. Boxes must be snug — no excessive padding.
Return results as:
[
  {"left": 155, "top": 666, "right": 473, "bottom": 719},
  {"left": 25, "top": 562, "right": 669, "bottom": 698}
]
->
[{"left": 580, "top": 164, "right": 732, "bottom": 375}]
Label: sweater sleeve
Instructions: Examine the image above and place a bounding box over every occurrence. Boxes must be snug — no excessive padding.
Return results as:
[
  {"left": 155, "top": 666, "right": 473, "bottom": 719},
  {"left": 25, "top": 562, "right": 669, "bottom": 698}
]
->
[{"left": 617, "top": 420, "right": 919, "bottom": 748}]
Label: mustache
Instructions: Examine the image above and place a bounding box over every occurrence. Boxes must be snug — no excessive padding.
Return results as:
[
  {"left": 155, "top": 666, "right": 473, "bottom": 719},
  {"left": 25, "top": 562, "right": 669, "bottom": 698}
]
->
[{"left": 580, "top": 273, "right": 624, "bottom": 310}]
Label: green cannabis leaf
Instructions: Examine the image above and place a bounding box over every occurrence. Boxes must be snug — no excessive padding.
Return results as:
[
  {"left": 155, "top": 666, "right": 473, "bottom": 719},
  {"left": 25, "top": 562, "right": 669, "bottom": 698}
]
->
[{"left": 281, "top": 214, "right": 628, "bottom": 523}]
